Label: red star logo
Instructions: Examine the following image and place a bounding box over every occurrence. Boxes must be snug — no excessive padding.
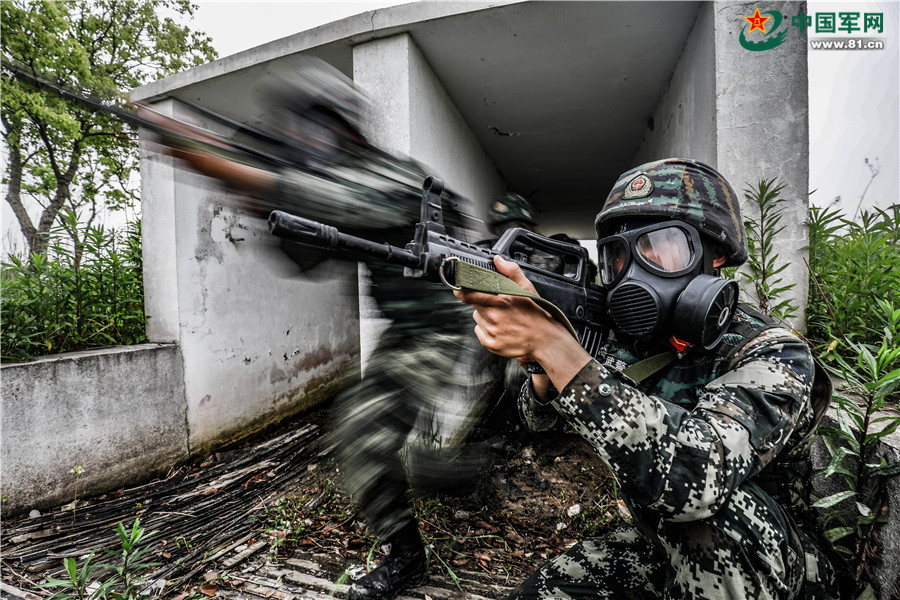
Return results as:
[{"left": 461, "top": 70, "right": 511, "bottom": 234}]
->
[{"left": 743, "top": 8, "right": 771, "bottom": 33}]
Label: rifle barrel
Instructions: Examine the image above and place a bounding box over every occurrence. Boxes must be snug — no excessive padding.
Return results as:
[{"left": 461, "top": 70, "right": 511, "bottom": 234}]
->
[
  {"left": 2, "top": 59, "right": 296, "bottom": 170},
  {"left": 268, "top": 210, "right": 422, "bottom": 269}
]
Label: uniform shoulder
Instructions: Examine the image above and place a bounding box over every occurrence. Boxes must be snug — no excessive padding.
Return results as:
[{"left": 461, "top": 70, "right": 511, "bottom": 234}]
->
[{"left": 714, "top": 303, "right": 808, "bottom": 364}]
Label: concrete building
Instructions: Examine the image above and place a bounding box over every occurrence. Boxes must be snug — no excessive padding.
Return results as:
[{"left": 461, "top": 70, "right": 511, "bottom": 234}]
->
[{"left": 2, "top": 0, "right": 812, "bottom": 513}]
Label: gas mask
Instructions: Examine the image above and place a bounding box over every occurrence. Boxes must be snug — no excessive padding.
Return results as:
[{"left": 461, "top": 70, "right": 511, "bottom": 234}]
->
[{"left": 597, "top": 220, "right": 738, "bottom": 350}]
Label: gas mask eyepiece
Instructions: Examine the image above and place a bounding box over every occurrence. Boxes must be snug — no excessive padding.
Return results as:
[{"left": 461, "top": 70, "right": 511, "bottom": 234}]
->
[{"left": 597, "top": 221, "right": 738, "bottom": 349}]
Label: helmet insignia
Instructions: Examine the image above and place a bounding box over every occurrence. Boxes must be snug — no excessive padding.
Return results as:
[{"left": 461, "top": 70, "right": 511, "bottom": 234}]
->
[
  {"left": 623, "top": 173, "right": 653, "bottom": 199},
  {"left": 493, "top": 201, "right": 509, "bottom": 214}
]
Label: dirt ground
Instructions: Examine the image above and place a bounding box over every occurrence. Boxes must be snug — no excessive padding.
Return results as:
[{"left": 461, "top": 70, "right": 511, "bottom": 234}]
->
[
  {"left": 266, "top": 412, "right": 628, "bottom": 590},
  {"left": 0, "top": 405, "right": 627, "bottom": 599}
]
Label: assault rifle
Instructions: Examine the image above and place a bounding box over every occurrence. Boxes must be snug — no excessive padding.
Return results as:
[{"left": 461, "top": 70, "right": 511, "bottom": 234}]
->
[
  {"left": 2, "top": 58, "right": 316, "bottom": 174},
  {"left": 5, "top": 58, "right": 609, "bottom": 359},
  {"left": 269, "top": 176, "right": 610, "bottom": 360}
]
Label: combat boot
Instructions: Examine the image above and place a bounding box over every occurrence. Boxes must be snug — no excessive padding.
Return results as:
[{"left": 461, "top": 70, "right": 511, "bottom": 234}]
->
[{"left": 347, "top": 522, "right": 428, "bottom": 600}]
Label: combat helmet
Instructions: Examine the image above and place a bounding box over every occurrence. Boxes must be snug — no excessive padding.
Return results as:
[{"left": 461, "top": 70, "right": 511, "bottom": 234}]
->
[
  {"left": 258, "top": 56, "right": 369, "bottom": 139},
  {"left": 489, "top": 192, "right": 538, "bottom": 235},
  {"left": 595, "top": 158, "right": 748, "bottom": 267}
]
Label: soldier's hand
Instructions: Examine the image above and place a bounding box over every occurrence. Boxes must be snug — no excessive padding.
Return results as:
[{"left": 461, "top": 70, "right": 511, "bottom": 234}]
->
[
  {"left": 454, "top": 256, "right": 559, "bottom": 359},
  {"left": 455, "top": 256, "right": 592, "bottom": 392}
]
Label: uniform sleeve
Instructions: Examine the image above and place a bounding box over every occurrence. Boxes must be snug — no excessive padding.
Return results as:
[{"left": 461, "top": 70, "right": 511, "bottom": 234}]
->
[
  {"left": 551, "top": 328, "right": 814, "bottom": 522},
  {"left": 517, "top": 377, "right": 560, "bottom": 433},
  {"left": 270, "top": 151, "right": 424, "bottom": 230}
]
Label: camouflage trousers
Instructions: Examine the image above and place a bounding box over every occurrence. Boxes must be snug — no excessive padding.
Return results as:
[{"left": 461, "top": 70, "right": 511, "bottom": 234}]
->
[
  {"left": 332, "top": 320, "right": 480, "bottom": 541},
  {"left": 507, "top": 482, "right": 836, "bottom": 600}
]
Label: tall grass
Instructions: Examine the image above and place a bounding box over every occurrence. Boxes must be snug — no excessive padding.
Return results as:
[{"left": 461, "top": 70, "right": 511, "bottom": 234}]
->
[
  {"left": 1, "top": 208, "right": 146, "bottom": 362},
  {"left": 807, "top": 204, "right": 900, "bottom": 366}
]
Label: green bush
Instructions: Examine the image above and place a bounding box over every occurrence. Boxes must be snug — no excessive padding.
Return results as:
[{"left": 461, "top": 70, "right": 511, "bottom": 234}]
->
[
  {"left": 807, "top": 204, "right": 900, "bottom": 370},
  {"left": 1, "top": 209, "right": 146, "bottom": 362}
]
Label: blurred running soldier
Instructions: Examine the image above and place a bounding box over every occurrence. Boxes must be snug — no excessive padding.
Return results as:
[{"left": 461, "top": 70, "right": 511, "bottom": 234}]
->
[{"left": 139, "top": 57, "right": 479, "bottom": 600}]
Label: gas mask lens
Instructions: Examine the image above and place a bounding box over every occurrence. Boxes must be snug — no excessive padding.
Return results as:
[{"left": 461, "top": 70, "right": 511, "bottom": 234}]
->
[
  {"left": 597, "top": 222, "right": 697, "bottom": 287},
  {"left": 635, "top": 226, "right": 694, "bottom": 272},
  {"left": 599, "top": 240, "right": 627, "bottom": 285}
]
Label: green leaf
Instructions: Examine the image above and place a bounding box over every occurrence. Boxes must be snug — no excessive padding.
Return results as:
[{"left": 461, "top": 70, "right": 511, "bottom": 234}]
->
[
  {"left": 64, "top": 556, "right": 79, "bottom": 584},
  {"left": 869, "top": 461, "right": 900, "bottom": 478},
  {"left": 812, "top": 490, "right": 856, "bottom": 509},
  {"left": 867, "top": 417, "right": 900, "bottom": 441},
  {"left": 817, "top": 426, "right": 859, "bottom": 447},
  {"left": 823, "top": 526, "right": 855, "bottom": 543}
]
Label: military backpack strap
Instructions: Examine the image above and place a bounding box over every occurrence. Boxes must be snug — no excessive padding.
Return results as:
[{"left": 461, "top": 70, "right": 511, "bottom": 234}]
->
[
  {"left": 721, "top": 303, "right": 832, "bottom": 433},
  {"left": 621, "top": 349, "right": 679, "bottom": 383},
  {"left": 809, "top": 358, "right": 833, "bottom": 428}
]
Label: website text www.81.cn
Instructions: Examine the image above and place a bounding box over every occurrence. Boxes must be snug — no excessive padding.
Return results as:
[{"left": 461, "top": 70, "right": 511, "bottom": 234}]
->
[{"left": 810, "top": 37, "right": 886, "bottom": 50}]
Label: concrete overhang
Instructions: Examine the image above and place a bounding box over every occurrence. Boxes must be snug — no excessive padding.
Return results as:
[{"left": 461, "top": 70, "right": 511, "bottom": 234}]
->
[{"left": 133, "top": 1, "right": 702, "bottom": 239}]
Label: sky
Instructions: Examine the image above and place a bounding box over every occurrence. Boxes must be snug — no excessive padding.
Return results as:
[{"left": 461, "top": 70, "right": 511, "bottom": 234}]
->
[
  {"left": 807, "top": 1, "right": 898, "bottom": 216},
  {"left": 2, "top": 0, "right": 898, "bottom": 254}
]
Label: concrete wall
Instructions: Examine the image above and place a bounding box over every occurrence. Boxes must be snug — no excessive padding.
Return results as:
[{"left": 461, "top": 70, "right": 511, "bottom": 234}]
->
[
  {"left": 713, "top": 1, "right": 811, "bottom": 332},
  {"left": 140, "top": 99, "right": 361, "bottom": 457},
  {"left": 635, "top": 2, "right": 810, "bottom": 331},
  {"left": 632, "top": 2, "right": 717, "bottom": 166},
  {"left": 1, "top": 345, "right": 187, "bottom": 515}
]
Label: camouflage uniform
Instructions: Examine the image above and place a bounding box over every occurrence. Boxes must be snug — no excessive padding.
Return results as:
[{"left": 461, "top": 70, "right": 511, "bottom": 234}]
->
[
  {"left": 507, "top": 159, "right": 835, "bottom": 600},
  {"left": 272, "top": 145, "right": 477, "bottom": 541}
]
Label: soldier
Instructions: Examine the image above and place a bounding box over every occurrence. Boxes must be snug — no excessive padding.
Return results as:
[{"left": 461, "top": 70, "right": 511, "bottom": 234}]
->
[
  {"left": 139, "top": 58, "right": 478, "bottom": 600},
  {"left": 487, "top": 191, "right": 538, "bottom": 238},
  {"left": 454, "top": 158, "right": 835, "bottom": 599}
]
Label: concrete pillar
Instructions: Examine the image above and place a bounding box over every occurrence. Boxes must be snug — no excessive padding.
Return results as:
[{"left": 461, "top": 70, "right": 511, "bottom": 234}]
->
[
  {"left": 352, "top": 33, "right": 504, "bottom": 205},
  {"left": 351, "top": 34, "right": 505, "bottom": 443},
  {"left": 713, "top": 1, "right": 811, "bottom": 331}
]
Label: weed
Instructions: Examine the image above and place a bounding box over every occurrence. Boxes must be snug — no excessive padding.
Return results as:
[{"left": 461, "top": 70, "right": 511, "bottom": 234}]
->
[
  {"left": 814, "top": 302, "right": 900, "bottom": 599},
  {"left": 1, "top": 210, "right": 146, "bottom": 362},
  {"left": 37, "top": 519, "right": 159, "bottom": 600},
  {"left": 740, "top": 179, "right": 799, "bottom": 323},
  {"left": 807, "top": 205, "right": 900, "bottom": 376}
]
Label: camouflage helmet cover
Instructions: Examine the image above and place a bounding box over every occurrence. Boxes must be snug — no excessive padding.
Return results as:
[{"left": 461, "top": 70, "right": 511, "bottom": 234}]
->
[
  {"left": 595, "top": 158, "right": 748, "bottom": 267},
  {"left": 258, "top": 56, "right": 369, "bottom": 136},
  {"left": 489, "top": 192, "right": 538, "bottom": 229}
]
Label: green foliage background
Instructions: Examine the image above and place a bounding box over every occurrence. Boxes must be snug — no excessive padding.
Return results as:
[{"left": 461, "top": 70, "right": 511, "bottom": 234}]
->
[
  {"left": 1, "top": 211, "right": 145, "bottom": 362},
  {"left": 806, "top": 204, "right": 900, "bottom": 361},
  {"left": 2, "top": 0, "right": 217, "bottom": 256}
]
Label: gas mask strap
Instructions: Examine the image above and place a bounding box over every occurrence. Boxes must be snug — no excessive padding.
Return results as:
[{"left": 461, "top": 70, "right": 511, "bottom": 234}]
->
[{"left": 700, "top": 237, "right": 717, "bottom": 276}]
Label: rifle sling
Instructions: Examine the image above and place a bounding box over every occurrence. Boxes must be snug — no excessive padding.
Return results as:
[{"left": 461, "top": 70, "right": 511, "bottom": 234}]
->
[
  {"left": 450, "top": 259, "right": 579, "bottom": 341},
  {"left": 451, "top": 259, "right": 678, "bottom": 384},
  {"left": 620, "top": 350, "right": 678, "bottom": 384}
]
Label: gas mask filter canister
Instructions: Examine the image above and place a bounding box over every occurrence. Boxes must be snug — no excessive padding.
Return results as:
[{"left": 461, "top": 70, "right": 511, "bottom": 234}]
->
[{"left": 597, "top": 220, "right": 738, "bottom": 349}]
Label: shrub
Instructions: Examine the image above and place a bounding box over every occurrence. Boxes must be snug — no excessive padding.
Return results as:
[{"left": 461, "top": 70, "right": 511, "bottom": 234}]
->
[
  {"left": 1, "top": 209, "right": 146, "bottom": 362},
  {"left": 807, "top": 204, "right": 900, "bottom": 374}
]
